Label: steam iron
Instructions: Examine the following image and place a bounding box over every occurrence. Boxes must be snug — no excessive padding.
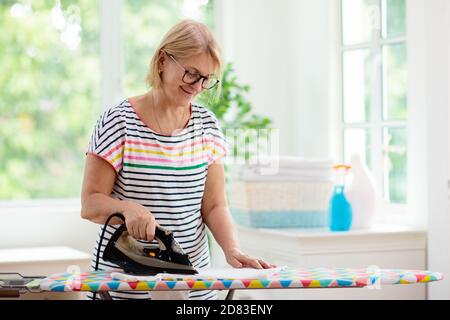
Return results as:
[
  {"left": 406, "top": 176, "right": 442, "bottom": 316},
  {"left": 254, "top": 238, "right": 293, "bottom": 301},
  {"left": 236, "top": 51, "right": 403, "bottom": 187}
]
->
[{"left": 101, "top": 213, "right": 198, "bottom": 275}]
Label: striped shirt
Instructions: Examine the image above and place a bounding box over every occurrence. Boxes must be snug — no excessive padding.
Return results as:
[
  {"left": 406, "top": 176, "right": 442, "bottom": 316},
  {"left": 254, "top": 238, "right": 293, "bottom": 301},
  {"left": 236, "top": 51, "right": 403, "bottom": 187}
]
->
[{"left": 85, "top": 98, "right": 228, "bottom": 300}]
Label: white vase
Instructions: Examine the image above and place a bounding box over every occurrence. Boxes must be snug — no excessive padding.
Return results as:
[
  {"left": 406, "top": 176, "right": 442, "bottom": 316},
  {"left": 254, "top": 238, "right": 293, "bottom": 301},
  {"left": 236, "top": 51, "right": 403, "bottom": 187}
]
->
[{"left": 345, "top": 155, "right": 378, "bottom": 229}]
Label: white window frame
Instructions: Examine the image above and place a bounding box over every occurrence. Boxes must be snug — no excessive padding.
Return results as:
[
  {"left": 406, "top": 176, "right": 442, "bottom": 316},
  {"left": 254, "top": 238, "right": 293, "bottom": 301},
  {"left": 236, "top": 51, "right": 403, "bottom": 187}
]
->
[
  {"left": 100, "top": 0, "right": 124, "bottom": 110},
  {"left": 0, "top": 0, "right": 122, "bottom": 215},
  {"left": 337, "top": 0, "right": 407, "bottom": 217}
]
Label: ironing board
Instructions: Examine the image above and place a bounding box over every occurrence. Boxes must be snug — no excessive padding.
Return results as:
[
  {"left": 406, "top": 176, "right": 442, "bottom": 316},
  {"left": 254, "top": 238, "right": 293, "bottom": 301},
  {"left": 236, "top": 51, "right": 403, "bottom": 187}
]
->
[{"left": 1, "top": 267, "right": 443, "bottom": 300}]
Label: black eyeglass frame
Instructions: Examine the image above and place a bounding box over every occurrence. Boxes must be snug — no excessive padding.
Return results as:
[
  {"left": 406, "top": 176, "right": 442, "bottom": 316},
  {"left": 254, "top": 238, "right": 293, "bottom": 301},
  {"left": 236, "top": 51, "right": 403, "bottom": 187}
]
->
[{"left": 165, "top": 52, "right": 220, "bottom": 90}]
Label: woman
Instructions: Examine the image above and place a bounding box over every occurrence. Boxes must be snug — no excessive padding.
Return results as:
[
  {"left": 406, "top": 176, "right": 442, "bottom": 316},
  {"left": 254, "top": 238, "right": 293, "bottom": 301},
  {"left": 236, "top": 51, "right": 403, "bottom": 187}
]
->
[{"left": 81, "top": 19, "right": 275, "bottom": 300}]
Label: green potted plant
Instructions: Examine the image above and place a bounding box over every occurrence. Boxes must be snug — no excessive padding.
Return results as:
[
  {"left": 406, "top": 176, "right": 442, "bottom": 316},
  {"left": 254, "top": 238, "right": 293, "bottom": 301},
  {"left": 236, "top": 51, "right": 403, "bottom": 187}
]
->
[
  {"left": 196, "top": 63, "right": 273, "bottom": 262},
  {"left": 197, "top": 62, "right": 273, "bottom": 164}
]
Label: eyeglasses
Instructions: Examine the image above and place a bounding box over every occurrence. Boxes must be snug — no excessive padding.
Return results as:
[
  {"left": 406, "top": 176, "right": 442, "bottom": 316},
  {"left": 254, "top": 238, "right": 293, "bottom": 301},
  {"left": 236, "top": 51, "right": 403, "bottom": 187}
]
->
[{"left": 166, "top": 53, "right": 220, "bottom": 90}]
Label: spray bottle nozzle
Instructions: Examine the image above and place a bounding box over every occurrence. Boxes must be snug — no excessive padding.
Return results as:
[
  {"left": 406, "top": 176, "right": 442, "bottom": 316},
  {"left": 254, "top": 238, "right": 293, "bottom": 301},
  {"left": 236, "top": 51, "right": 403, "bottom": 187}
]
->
[
  {"left": 332, "top": 164, "right": 351, "bottom": 171},
  {"left": 332, "top": 164, "right": 351, "bottom": 187}
]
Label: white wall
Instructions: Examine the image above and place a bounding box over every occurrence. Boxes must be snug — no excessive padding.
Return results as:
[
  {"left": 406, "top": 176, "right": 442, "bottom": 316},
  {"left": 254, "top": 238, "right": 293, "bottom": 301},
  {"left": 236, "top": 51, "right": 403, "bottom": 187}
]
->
[
  {"left": 406, "top": 0, "right": 450, "bottom": 300},
  {"left": 215, "top": 0, "right": 332, "bottom": 158},
  {"left": 426, "top": 0, "right": 450, "bottom": 300},
  {"left": 0, "top": 205, "right": 98, "bottom": 254}
]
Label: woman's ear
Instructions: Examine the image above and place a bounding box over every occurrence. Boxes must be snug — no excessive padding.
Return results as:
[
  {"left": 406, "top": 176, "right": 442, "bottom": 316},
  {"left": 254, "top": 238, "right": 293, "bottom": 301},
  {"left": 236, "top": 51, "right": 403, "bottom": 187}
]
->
[{"left": 158, "top": 50, "right": 166, "bottom": 73}]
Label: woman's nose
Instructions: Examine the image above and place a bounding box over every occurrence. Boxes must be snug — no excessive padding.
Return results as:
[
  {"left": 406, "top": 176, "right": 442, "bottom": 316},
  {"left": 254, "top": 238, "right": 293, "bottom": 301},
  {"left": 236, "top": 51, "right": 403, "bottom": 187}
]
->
[{"left": 192, "top": 79, "right": 203, "bottom": 93}]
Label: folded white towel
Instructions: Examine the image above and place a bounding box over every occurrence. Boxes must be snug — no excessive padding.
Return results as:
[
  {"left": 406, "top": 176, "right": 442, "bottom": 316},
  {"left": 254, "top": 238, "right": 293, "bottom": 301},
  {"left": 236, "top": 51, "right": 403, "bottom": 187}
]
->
[
  {"left": 242, "top": 168, "right": 331, "bottom": 182},
  {"left": 248, "top": 156, "right": 332, "bottom": 170},
  {"left": 241, "top": 156, "right": 333, "bottom": 182}
]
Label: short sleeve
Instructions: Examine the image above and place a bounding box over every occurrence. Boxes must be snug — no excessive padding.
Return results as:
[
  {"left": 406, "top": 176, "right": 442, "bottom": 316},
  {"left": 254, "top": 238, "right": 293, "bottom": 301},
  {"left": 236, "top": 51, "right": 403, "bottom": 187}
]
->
[
  {"left": 86, "top": 107, "right": 126, "bottom": 174},
  {"left": 205, "top": 111, "right": 229, "bottom": 165}
]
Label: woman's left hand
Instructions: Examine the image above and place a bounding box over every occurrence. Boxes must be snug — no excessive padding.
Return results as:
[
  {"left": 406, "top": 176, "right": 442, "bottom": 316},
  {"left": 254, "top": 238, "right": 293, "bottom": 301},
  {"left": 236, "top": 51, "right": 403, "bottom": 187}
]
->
[{"left": 224, "top": 248, "right": 277, "bottom": 269}]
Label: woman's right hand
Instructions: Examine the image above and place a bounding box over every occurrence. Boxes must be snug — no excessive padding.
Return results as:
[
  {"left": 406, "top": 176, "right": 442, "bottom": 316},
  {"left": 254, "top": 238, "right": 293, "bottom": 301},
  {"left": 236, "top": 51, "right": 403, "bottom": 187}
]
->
[{"left": 121, "top": 201, "right": 157, "bottom": 242}]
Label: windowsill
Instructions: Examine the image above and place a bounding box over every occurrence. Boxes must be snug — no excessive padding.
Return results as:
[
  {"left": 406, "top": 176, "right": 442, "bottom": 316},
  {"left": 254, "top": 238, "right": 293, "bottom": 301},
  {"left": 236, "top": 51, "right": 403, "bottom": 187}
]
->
[
  {"left": 234, "top": 221, "right": 427, "bottom": 258},
  {"left": 0, "top": 246, "right": 90, "bottom": 264},
  {"left": 0, "top": 198, "right": 81, "bottom": 215},
  {"left": 0, "top": 198, "right": 79, "bottom": 208},
  {"left": 236, "top": 222, "right": 427, "bottom": 239},
  {"left": 235, "top": 221, "right": 427, "bottom": 256}
]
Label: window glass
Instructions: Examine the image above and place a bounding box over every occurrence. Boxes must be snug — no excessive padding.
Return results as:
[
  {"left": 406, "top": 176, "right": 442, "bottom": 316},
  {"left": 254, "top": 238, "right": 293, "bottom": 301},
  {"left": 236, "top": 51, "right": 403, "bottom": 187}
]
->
[{"left": 0, "top": 0, "right": 100, "bottom": 200}]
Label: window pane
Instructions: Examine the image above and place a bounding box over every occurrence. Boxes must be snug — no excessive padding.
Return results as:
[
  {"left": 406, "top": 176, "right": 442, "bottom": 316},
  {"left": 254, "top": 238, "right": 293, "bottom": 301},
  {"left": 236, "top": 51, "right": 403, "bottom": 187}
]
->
[
  {"left": 0, "top": 1, "right": 99, "bottom": 200},
  {"left": 344, "top": 128, "right": 372, "bottom": 170},
  {"left": 343, "top": 49, "right": 371, "bottom": 123},
  {"left": 122, "top": 0, "right": 215, "bottom": 96},
  {"left": 381, "top": 0, "right": 406, "bottom": 38},
  {"left": 341, "top": 0, "right": 374, "bottom": 45},
  {"left": 383, "top": 127, "right": 407, "bottom": 203},
  {"left": 382, "top": 43, "right": 407, "bottom": 120}
]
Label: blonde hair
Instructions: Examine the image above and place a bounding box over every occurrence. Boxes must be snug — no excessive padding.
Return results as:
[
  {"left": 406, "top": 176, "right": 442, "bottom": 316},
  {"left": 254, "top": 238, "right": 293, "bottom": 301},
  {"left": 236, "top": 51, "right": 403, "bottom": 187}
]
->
[{"left": 146, "top": 19, "right": 222, "bottom": 92}]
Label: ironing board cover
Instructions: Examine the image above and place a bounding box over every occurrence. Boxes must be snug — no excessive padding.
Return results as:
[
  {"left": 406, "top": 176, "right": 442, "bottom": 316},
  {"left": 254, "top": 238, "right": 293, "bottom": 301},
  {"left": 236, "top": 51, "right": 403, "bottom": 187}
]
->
[{"left": 36, "top": 267, "right": 443, "bottom": 292}]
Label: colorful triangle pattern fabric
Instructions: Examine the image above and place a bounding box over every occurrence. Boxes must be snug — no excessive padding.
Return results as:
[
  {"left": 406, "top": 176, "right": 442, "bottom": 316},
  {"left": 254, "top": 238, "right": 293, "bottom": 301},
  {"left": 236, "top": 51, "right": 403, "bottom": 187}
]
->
[{"left": 37, "top": 267, "right": 444, "bottom": 293}]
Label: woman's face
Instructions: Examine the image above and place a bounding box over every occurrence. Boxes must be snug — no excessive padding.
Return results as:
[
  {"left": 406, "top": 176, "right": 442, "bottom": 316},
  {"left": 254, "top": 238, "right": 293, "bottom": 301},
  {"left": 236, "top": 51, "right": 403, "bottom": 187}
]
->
[{"left": 160, "top": 51, "right": 215, "bottom": 107}]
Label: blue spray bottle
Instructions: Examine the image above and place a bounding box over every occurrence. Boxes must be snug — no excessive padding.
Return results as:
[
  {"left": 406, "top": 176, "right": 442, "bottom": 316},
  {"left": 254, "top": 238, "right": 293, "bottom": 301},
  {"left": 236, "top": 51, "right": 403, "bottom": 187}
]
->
[{"left": 328, "top": 164, "right": 352, "bottom": 231}]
